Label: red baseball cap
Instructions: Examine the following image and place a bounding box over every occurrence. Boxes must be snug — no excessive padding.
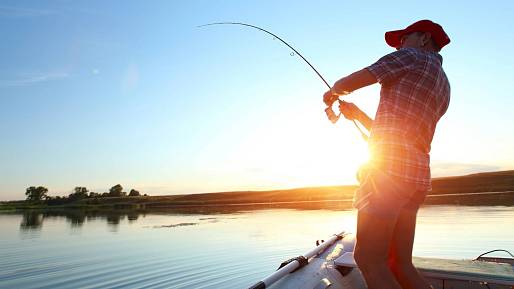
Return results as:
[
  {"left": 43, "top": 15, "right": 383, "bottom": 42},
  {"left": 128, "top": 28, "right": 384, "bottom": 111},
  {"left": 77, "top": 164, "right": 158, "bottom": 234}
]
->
[{"left": 385, "top": 20, "right": 450, "bottom": 50}]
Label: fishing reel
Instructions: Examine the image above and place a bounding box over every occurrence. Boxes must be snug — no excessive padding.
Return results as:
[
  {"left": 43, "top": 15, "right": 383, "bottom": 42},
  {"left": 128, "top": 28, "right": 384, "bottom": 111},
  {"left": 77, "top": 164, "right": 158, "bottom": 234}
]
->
[
  {"left": 324, "top": 89, "right": 351, "bottom": 124},
  {"left": 324, "top": 99, "right": 344, "bottom": 124},
  {"left": 325, "top": 98, "right": 369, "bottom": 142}
]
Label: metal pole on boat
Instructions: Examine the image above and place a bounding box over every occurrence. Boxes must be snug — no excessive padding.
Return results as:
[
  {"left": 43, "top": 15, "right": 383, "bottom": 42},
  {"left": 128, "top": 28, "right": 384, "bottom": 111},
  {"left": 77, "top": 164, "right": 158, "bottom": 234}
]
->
[{"left": 247, "top": 232, "right": 346, "bottom": 289}]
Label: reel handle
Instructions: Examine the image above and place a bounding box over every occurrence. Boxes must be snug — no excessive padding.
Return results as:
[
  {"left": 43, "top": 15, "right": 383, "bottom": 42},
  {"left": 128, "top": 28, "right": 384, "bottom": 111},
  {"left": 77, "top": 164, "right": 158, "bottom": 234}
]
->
[
  {"left": 324, "top": 106, "right": 340, "bottom": 124},
  {"left": 324, "top": 98, "right": 346, "bottom": 124}
]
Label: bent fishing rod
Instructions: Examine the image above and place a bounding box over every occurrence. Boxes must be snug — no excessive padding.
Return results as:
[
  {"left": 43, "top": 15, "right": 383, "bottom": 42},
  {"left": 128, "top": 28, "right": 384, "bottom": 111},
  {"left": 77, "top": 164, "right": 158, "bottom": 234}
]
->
[{"left": 197, "top": 22, "right": 368, "bottom": 141}]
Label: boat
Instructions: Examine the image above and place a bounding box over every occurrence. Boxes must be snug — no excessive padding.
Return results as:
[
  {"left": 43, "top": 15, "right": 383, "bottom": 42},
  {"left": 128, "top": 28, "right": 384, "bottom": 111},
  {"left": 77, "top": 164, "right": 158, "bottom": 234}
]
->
[{"left": 247, "top": 232, "right": 514, "bottom": 289}]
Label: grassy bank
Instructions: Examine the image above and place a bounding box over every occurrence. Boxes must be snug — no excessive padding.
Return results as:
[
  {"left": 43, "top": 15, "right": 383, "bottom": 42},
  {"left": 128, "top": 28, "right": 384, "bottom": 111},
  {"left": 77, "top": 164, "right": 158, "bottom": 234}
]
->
[{"left": 2, "top": 170, "right": 514, "bottom": 211}]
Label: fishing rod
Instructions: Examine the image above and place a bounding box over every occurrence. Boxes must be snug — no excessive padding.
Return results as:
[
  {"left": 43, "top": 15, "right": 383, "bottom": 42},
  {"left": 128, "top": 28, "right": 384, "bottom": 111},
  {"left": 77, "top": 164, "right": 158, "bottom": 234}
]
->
[{"left": 197, "top": 22, "right": 368, "bottom": 141}]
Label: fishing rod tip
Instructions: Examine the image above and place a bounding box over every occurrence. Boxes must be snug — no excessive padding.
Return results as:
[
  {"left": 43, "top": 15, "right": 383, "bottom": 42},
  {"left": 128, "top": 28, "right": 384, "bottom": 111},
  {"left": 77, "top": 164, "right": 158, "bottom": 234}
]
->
[{"left": 196, "top": 22, "right": 241, "bottom": 29}]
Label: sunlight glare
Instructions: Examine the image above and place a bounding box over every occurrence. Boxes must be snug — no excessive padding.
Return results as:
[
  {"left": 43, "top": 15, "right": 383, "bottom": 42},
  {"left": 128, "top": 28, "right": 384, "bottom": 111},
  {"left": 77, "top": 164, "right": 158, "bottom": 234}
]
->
[{"left": 226, "top": 104, "right": 369, "bottom": 188}]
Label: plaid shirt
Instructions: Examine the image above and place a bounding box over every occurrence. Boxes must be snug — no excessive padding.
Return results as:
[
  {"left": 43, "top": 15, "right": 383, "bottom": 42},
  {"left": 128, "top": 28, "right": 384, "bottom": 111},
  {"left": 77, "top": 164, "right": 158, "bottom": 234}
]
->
[{"left": 365, "top": 48, "right": 450, "bottom": 191}]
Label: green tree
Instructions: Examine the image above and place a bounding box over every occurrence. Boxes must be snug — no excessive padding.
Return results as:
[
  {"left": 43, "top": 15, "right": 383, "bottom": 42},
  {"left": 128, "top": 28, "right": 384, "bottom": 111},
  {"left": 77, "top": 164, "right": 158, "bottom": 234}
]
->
[
  {"left": 74, "top": 186, "right": 88, "bottom": 194},
  {"left": 128, "top": 189, "right": 140, "bottom": 197},
  {"left": 25, "top": 186, "right": 48, "bottom": 201},
  {"left": 109, "top": 184, "right": 123, "bottom": 197},
  {"left": 89, "top": 192, "right": 99, "bottom": 198},
  {"left": 69, "top": 186, "right": 89, "bottom": 201}
]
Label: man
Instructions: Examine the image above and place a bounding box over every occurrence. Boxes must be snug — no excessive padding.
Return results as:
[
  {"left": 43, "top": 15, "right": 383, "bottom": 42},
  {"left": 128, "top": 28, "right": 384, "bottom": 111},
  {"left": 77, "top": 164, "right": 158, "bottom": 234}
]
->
[{"left": 323, "top": 20, "right": 450, "bottom": 289}]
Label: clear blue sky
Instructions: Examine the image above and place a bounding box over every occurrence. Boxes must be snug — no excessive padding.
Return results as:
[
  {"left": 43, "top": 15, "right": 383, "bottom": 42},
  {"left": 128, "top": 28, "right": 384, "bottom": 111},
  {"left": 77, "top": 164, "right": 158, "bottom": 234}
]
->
[{"left": 1, "top": 0, "right": 513, "bottom": 200}]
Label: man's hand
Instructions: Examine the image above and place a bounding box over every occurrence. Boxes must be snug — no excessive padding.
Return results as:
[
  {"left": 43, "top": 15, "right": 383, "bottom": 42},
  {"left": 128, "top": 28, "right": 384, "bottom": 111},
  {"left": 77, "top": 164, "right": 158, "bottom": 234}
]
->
[
  {"left": 323, "top": 90, "right": 338, "bottom": 106},
  {"left": 339, "top": 101, "right": 361, "bottom": 121}
]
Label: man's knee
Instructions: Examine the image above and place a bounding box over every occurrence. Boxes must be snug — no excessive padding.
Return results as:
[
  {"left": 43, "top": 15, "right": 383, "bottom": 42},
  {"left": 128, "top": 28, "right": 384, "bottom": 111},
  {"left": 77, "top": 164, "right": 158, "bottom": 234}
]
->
[
  {"left": 388, "top": 258, "right": 416, "bottom": 276},
  {"left": 388, "top": 244, "right": 414, "bottom": 273}
]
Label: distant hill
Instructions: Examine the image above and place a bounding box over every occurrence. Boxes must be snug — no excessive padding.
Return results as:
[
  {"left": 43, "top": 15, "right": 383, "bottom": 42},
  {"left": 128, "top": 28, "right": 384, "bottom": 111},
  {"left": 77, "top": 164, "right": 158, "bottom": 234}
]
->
[
  {"left": 160, "top": 170, "right": 514, "bottom": 207},
  {"left": 162, "top": 185, "right": 357, "bottom": 206},
  {"left": 431, "top": 170, "right": 514, "bottom": 194},
  {"left": 424, "top": 170, "right": 514, "bottom": 205}
]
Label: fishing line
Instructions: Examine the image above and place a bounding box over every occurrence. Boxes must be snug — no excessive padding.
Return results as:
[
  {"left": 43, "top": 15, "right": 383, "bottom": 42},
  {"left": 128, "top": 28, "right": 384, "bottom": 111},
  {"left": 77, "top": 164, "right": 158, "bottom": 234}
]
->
[
  {"left": 475, "top": 249, "right": 514, "bottom": 260},
  {"left": 197, "top": 22, "right": 369, "bottom": 141}
]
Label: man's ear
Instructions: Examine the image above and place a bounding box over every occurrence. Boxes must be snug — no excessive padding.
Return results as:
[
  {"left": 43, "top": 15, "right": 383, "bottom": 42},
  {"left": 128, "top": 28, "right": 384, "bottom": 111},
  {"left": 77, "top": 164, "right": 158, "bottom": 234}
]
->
[{"left": 421, "top": 32, "right": 432, "bottom": 46}]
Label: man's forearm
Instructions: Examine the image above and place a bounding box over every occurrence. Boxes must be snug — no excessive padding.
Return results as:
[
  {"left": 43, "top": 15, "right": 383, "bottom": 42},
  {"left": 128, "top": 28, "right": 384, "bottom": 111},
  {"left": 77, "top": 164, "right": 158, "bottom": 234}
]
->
[
  {"left": 357, "top": 109, "right": 373, "bottom": 132},
  {"left": 332, "top": 68, "right": 377, "bottom": 95}
]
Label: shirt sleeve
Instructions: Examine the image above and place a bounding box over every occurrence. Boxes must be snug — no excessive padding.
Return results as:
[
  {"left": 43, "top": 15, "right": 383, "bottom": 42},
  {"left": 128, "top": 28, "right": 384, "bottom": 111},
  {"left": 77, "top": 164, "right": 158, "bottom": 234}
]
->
[{"left": 366, "top": 48, "right": 417, "bottom": 85}]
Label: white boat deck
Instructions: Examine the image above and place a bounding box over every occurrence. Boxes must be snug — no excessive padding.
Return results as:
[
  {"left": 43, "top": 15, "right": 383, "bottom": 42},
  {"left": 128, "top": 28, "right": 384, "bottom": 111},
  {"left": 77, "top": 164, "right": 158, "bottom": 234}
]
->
[
  {"left": 414, "top": 256, "right": 514, "bottom": 286},
  {"left": 336, "top": 251, "right": 514, "bottom": 288},
  {"left": 268, "top": 236, "right": 514, "bottom": 289}
]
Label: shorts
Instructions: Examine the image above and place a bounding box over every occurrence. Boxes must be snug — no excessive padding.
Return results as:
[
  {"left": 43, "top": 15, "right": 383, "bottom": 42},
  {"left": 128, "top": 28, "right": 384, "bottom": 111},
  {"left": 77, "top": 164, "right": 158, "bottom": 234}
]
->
[{"left": 353, "top": 165, "right": 427, "bottom": 219}]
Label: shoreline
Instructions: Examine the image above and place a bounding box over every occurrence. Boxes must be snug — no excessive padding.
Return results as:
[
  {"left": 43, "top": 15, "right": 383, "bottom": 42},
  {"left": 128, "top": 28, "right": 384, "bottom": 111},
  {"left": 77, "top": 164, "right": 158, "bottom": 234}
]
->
[{"left": 2, "top": 170, "right": 514, "bottom": 211}]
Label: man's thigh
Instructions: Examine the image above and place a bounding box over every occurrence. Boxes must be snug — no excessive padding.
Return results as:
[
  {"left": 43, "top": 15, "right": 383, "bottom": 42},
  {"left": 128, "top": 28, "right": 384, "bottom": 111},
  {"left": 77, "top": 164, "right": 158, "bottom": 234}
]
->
[
  {"left": 354, "top": 167, "right": 419, "bottom": 219},
  {"left": 356, "top": 209, "right": 398, "bottom": 261},
  {"left": 389, "top": 208, "right": 418, "bottom": 263}
]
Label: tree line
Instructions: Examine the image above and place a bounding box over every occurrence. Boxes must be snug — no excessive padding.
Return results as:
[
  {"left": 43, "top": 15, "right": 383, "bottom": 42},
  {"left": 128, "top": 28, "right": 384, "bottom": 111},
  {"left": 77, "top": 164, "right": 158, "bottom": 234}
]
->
[{"left": 25, "top": 184, "right": 148, "bottom": 204}]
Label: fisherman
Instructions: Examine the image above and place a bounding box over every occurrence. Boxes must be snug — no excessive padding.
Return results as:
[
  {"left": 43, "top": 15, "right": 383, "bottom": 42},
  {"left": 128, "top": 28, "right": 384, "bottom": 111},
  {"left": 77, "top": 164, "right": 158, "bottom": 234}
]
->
[{"left": 323, "top": 20, "right": 451, "bottom": 289}]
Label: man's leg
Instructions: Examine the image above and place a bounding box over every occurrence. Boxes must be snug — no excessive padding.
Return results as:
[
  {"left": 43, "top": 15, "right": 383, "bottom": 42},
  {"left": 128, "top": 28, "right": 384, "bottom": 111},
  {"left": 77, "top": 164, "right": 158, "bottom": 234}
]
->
[
  {"left": 388, "top": 208, "right": 433, "bottom": 289},
  {"left": 354, "top": 209, "right": 403, "bottom": 289}
]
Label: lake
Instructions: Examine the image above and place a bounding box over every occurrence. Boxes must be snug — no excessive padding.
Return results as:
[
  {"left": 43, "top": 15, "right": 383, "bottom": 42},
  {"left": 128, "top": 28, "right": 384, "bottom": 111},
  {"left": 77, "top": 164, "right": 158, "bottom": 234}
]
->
[{"left": 1, "top": 205, "right": 513, "bottom": 289}]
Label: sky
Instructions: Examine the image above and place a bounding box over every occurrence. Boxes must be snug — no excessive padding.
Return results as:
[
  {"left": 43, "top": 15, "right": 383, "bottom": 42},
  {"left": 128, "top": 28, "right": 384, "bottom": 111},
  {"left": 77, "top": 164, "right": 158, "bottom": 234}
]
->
[{"left": 1, "top": 0, "right": 513, "bottom": 200}]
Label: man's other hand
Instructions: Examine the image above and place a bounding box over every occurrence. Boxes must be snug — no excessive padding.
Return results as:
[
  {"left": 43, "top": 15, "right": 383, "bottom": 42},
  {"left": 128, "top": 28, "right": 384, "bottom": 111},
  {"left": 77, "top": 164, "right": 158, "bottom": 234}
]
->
[{"left": 339, "top": 101, "right": 361, "bottom": 121}]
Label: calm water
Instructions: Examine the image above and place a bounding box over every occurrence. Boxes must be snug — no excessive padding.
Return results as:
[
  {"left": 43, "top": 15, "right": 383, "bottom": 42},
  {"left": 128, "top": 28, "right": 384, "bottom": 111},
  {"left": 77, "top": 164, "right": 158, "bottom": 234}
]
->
[{"left": 1, "top": 205, "right": 513, "bottom": 289}]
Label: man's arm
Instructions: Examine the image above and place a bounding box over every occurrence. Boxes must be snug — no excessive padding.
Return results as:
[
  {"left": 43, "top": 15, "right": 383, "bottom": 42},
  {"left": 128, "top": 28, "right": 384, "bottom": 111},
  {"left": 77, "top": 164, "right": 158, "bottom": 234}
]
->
[{"left": 331, "top": 68, "right": 377, "bottom": 95}]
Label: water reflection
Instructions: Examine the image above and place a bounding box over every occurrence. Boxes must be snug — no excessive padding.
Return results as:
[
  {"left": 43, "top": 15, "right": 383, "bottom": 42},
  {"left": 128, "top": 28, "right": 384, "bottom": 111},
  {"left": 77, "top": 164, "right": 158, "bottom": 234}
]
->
[
  {"left": 127, "top": 212, "right": 139, "bottom": 222},
  {"left": 10, "top": 202, "right": 352, "bottom": 230},
  {"left": 12, "top": 199, "right": 512, "bottom": 234},
  {"left": 106, "top": 214, "right": 122, "bottom": 225},
  {"left": 20, "top": 212, "right": 44, "bottom": 231},
  {"left": 66, "top": 211, "right": 86, "bottom": 227},
  {"left": 12, "top": 203, "right": 343, "bottom": 233},
  {"left": 17, "top": 210, "right": 135, "bottom": 232}
]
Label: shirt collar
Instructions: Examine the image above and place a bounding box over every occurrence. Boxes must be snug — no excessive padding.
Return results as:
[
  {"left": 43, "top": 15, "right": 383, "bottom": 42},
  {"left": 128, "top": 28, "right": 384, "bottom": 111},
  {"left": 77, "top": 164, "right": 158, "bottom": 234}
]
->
[
  {"left": 402, "top": 47, "right": 443, "bottom": 65},
  {"left": 435, "top": 53, "right": 443, "bottom": 65}
]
